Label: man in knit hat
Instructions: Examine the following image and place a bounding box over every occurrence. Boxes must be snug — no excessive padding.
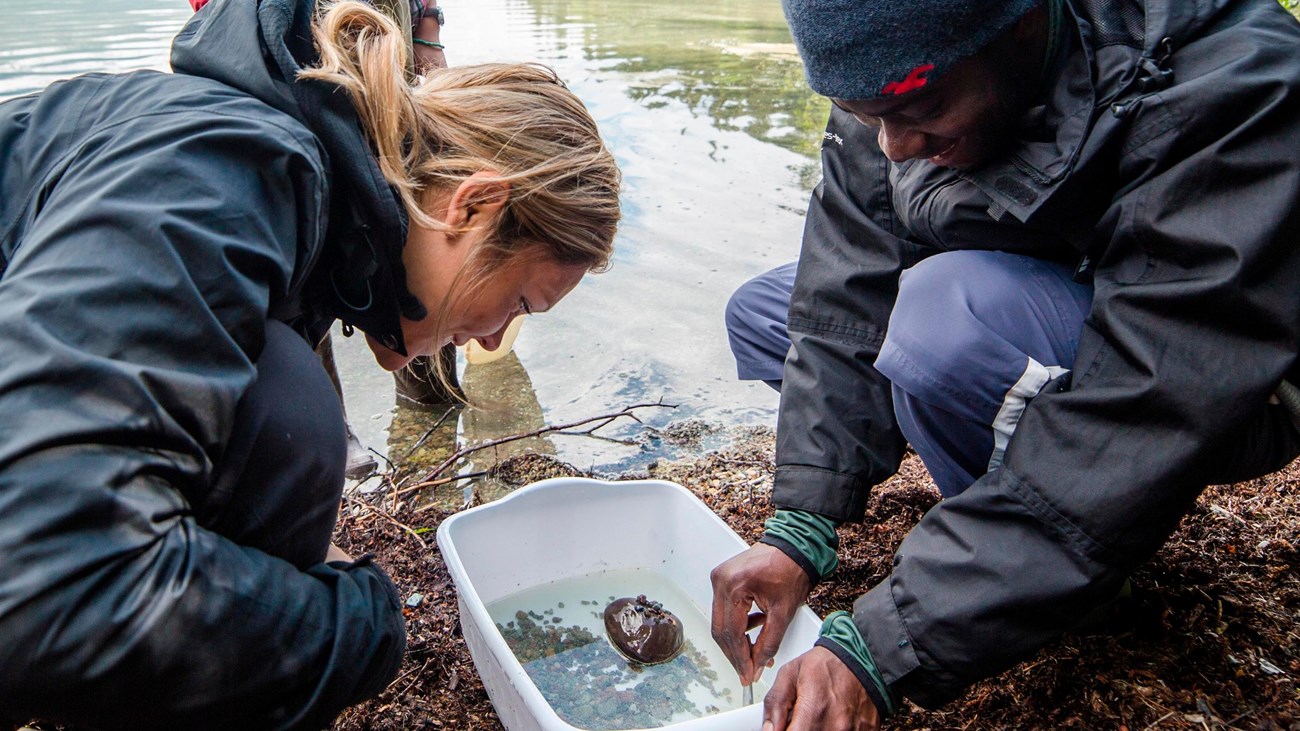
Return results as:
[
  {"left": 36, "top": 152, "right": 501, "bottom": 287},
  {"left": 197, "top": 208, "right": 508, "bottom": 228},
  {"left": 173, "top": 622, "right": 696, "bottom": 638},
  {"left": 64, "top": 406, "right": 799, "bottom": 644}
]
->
[{"left": 713, "top": 0, "right": 1300, "bottom": 727}]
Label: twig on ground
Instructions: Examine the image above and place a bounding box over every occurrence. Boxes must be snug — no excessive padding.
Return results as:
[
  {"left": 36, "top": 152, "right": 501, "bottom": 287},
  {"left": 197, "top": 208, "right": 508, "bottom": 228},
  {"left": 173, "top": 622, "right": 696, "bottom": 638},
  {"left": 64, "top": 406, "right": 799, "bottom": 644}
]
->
[
  {"left": 410, "top": 400, "right": 676, "bottom": 486},
  {"left": 397, "top": 470, "right": 489, "bottom": 502},
  {"left": 1209, "top": 504, "right": 1248, "bottom": 526},
  {"left": 552, "top": 430, "right": 639, "bottom": 445},
  {"left": 1224, "top": 701, "right": 1267, "bottom": 728},
  {"left": 388, "top": 472, "right": 402, "bottom": 514},
  {"left": 344, "top": 494, "right": 428, "bottom": 549},
  {"left": 372, "top": 447, "right": 397, "bottom": 474},
  {"left": 1142, "top": 710, "right": 1178, "bottom": 730},
  {"left": 393, "top": 657, "right": 433, "bottom": 699},
  {"left": 718, "top": 457, "right": 776, "bottom": 468}
]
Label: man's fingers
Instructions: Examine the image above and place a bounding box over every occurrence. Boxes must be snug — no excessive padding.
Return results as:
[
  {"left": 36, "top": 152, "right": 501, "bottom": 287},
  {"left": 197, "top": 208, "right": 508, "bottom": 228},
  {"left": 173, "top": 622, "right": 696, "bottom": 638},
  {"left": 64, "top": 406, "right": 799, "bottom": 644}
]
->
[
  {"left": 711, "top": 545, "right": 808, "bottom": 686},
  {"left": 709, "top": 591, "right": 756, "bottom": 682},
  {"left": 783, "top": 647, "right": 881, "bottom": 731},
  {"left": 750, "top": 605, "right": 795, "bottom": 679},
  {"left": 762, "top": 662, "right": 797, "bottom": 731},
  {"left": 784, "top": 694, "right": 828, "bottom": 731}
]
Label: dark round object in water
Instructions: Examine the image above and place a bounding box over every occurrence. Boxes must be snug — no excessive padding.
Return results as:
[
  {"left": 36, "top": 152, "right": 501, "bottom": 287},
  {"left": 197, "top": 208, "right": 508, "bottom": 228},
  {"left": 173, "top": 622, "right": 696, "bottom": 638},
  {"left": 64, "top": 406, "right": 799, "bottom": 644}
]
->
[{"left": 602, "top": 595, "right": 684, "bottom": 665}]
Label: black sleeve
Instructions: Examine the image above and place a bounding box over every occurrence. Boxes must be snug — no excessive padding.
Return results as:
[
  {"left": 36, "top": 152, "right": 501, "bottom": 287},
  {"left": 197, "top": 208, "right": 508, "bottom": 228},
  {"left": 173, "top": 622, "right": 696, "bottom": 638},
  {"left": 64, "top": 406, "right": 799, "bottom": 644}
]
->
[
  {"left": 0, "top": 96, "right": 404, "bottom": 729},
  {"left": 772, "top": 106, "right": 924, "bottom": 521}
]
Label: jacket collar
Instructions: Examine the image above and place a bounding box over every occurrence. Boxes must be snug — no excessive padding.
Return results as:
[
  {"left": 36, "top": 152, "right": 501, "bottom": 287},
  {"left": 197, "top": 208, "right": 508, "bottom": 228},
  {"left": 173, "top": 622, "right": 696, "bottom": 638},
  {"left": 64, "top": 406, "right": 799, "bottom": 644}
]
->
[
  {"left": 171, "top": 0, "right": 425, "bottom": 355},
  {"left": 954, "top": 0, "right": 1210, "bottom": 231}
]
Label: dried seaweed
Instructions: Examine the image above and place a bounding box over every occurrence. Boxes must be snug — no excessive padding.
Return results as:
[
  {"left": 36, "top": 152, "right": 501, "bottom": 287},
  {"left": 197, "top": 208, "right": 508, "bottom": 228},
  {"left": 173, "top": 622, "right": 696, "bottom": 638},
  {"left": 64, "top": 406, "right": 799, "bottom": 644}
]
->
[{"left": 325, "top": 425, "right": 1298, "bottom": 731}]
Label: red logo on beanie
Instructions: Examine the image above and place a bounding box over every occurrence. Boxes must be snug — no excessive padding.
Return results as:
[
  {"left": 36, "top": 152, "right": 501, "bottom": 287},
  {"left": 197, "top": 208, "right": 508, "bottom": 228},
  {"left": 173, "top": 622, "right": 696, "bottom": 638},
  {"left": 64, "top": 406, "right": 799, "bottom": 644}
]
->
[{"left": 882, "top": 63, "right": 935, "bottom": 96}]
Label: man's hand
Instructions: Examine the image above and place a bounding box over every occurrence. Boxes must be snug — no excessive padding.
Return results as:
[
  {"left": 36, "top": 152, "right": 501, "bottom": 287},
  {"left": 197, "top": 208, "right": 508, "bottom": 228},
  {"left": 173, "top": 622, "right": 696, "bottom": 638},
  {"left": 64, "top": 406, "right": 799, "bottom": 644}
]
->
[
  {"left": 762, "top": 646, "right": 880, "bottom": 731},
  {"left": 710, "top": 543, "right": 813, "bottom": 686}
]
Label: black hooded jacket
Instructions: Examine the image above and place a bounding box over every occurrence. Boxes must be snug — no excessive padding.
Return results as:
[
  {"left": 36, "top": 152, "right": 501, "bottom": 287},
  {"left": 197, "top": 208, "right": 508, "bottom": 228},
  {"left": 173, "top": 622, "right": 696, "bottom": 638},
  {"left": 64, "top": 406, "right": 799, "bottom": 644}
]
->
[
  {"left": 773, "top": 0, "right": 1300, "bottom": 708},
  {"left": 0, "top": 0, "right": 415, "bottom": 727}
]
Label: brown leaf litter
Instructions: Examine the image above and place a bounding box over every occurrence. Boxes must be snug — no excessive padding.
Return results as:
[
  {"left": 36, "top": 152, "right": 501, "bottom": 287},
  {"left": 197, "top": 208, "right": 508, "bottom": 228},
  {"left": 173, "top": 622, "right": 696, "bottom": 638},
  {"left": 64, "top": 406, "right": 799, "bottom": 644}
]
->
[{"left": 332, "top": 425, "right": 1298, "bottom": 731}]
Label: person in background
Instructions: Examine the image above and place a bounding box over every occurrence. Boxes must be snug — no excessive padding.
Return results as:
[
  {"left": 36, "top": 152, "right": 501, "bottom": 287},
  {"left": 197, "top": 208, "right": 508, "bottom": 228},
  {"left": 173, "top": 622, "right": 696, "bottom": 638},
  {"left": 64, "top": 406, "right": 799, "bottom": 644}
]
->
[
  {"left": 376, "top": 0, "right": 447, "bottom": 74},
  {"left": 0, "top": 0, "right": 620, "bottom": 727},
  {"left": 190, "top": 0, "right": 445, "bottom": 75},
  {"left": 188, "top": 0, "right": 452, "bottom": 481},
  {"left": 713, "top": 0, "right": 1300, "bottom": 728}
]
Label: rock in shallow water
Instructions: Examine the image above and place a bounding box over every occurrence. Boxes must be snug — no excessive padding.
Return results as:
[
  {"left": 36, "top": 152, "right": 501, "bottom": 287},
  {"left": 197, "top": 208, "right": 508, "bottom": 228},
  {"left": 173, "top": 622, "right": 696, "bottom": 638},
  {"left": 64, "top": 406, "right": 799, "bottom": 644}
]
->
[{"left": 602, "top": 594, "right": 684, "bottom": 665}]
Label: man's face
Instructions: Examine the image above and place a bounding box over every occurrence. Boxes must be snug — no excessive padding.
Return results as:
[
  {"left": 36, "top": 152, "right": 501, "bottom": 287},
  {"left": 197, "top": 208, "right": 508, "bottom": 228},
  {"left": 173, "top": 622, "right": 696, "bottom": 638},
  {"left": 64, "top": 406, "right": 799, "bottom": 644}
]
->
[{"left": 832, "top": 44, "right": 1038, "bottom": 171}]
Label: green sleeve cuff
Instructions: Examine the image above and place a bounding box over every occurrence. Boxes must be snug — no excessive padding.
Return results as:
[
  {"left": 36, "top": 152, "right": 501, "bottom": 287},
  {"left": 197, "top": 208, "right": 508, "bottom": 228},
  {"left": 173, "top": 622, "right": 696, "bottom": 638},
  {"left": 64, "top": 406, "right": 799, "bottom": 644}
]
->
[
  {"left": 761, "top": 509, "right": 840, "bottom": 581},
  {"left": 818, "top": 611, "right": 898, "bottom": 717}
]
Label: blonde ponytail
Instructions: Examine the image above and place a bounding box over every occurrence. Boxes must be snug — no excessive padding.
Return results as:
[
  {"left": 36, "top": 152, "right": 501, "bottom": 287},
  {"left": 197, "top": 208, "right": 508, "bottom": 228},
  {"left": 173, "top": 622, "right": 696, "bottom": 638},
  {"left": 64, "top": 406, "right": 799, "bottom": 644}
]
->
[{"left": 298, "top": 1, "right": 620, "bottom": 275}]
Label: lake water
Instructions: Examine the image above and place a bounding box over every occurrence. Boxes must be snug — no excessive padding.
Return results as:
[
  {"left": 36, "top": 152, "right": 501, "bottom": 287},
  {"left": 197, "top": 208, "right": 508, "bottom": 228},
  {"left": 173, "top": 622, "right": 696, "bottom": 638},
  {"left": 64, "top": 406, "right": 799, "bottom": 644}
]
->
[{"left": 0, "top": 0, "right": 828, "bottom": 480}]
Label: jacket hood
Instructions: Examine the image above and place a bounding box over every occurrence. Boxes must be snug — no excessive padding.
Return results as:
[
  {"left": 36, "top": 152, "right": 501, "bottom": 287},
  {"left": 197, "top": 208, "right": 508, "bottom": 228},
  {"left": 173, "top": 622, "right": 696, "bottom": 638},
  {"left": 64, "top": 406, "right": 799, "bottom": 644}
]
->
[{"left": 170, "top": 0, "right": 427, "bottom": 355}]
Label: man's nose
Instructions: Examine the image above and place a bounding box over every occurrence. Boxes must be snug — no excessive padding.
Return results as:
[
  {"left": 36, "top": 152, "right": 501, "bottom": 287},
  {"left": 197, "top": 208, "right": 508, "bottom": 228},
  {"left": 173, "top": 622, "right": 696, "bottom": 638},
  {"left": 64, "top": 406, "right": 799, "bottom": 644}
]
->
[{"left": 877, "top": 121, "right": 929, "bottom": 163}]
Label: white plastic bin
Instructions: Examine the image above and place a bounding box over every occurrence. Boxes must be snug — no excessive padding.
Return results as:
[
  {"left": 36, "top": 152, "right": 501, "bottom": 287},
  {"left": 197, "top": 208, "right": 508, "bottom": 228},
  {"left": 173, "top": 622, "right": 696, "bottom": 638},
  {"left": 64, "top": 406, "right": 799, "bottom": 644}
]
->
[{"left": 436, "top": 477, "right": 823, "bottom": 731}]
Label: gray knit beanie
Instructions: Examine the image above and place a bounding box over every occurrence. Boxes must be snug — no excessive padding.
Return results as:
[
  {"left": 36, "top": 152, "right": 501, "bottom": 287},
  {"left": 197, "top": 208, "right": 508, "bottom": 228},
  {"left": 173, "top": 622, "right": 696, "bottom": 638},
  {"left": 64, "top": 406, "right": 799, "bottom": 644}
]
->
[{"left": 781, "top": 0, "right": 1041, "bottom": 100}]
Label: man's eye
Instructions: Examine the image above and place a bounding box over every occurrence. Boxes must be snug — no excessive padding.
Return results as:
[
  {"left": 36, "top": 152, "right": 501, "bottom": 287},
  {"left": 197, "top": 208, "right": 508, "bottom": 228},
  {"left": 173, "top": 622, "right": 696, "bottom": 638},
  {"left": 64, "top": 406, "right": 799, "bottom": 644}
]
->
[
  {"left": 520, "top": 298, "right": 532, "bottom": 315},
  {"left": 916, "top": 105, "right": 943, "bottom": 121},
  {"left": 840, "top": 110, "right": 880, "bottom": 128}
]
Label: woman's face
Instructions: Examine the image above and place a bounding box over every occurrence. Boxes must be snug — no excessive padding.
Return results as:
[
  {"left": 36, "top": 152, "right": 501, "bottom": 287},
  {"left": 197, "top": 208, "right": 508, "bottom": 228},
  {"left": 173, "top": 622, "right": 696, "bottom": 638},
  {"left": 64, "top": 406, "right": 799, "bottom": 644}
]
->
[{"left": 365, "top": 178, "right": 588, "bottom": 372}]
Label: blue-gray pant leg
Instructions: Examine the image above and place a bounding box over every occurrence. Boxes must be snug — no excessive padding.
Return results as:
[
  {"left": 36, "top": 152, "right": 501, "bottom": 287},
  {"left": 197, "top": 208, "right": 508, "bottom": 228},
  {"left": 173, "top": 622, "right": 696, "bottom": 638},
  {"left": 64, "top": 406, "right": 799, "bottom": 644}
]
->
[
  {"left": 725, "top": 261, "right": 797, "bottom": 390},
  {"left": 876, "top": 251, "right": 1093, "bottom": 497}
]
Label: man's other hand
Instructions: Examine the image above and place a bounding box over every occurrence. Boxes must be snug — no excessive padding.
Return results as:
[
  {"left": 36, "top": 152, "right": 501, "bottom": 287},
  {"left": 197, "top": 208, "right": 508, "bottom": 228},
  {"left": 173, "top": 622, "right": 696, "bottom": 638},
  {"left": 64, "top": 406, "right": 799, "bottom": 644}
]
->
[
  {"left": 762, "top": 646, "right": 879, "bottom": 731},
  {"left": 710, "top": 543, "right": 813, "bottom": 686}
]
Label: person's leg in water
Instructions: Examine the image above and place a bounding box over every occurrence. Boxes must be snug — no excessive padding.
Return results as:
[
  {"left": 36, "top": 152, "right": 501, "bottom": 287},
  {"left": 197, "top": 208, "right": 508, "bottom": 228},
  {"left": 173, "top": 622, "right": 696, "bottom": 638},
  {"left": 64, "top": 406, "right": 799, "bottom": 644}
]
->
[
  {"left": 724, "top": 261, "right": 797, "bottom": 392},
  {"left": 198, "top": 321, "right": 349, "bottom": 567},
  {"left": 392, "top": 345, "right": 462, "bottom": 407},
  {"left": 317, "top": 335, "right": 462, "bottom": 480},
  {"left": 315, "top": 332, "right": 379, "bottom": 480}
]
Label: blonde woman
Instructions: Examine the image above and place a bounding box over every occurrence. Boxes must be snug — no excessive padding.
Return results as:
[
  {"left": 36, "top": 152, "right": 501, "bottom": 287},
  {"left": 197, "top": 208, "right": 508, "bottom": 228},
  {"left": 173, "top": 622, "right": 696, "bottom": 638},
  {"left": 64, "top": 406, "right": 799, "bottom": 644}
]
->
[
  {"left": 188, "top": 0, "right": 451, "bottom": 486},
  {"left": 0, "top": 0, "right": 619, "bottom": 728}
]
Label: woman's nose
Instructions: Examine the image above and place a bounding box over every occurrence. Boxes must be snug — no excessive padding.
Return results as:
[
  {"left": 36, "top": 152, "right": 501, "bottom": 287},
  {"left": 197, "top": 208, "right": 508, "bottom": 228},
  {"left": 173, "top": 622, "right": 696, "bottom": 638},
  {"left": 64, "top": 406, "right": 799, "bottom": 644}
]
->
[
  {"left": 474, "top": 319, "right": 513, "bottom": 352},
  {"left": 877, "top": 121, "right": 929, "bottom": 163}
]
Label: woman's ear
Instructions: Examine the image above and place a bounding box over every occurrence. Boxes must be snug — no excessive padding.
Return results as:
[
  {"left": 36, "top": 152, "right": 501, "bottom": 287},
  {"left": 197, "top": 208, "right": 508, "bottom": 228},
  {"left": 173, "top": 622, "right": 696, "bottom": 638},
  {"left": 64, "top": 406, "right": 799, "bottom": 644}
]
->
[{"left": 444, "top": 170, "right": 510, "bottom": 232}]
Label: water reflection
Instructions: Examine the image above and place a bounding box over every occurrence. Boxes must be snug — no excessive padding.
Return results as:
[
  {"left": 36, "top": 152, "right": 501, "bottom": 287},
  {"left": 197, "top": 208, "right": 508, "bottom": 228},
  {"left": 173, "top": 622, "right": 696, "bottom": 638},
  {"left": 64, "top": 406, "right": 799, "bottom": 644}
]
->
[
  {"left": 3, "top": 0, "right": 826, "bottom": 488},
  {"left": 526, "top": 0, "right": 825, "bottom": 159},
  {"left": 0, "top": 0, "right": 189, "bottom": 99},
  {"left": 336, "top": 0, "right": 828, "bottom": 477},
  {"left": 386, "top": 351, "right": 561, "bottom": 510}
]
